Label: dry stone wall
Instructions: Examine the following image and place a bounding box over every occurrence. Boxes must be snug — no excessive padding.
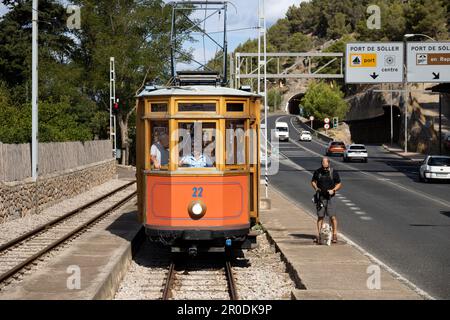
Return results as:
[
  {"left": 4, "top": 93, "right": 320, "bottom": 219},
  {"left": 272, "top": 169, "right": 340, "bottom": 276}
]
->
[{"left": 0, "top": 159, "right": 116, "bottom": 223}]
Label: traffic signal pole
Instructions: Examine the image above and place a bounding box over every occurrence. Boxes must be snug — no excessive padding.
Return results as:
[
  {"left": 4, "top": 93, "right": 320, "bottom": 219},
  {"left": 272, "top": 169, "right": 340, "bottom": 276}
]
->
[{"left": 110, "top": 57, "right": 117, "bottom": 158}]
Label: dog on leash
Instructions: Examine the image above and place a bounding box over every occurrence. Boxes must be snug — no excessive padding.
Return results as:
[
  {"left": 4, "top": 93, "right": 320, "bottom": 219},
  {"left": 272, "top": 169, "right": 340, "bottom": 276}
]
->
[{"left": 319, "top": 222, "right": 332, "bottom": 246}]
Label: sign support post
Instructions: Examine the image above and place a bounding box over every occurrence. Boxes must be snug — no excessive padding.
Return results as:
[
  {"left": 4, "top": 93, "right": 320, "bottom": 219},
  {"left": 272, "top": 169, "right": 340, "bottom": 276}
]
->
[
  {"left": 439, "top": 93, "right": 442, "bottom": 155},
  {"left": 390, "top": 84, "right": 394, "bottom": 146}
]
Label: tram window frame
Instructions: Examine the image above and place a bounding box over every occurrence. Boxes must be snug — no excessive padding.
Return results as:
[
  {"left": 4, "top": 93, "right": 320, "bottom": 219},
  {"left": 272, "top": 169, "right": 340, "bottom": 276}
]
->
[
  {"left": 149, "top": 121, "right": 170, "bottom": 171},
  {"left": 177, "top": 101, "right": 217, "bottom": 113},
  {"left": 224, "top": 100, "right": 247, "bottom": 115},
  {"left": 150, "top": 101, "right": 168, "bottom": 113},
  {"left": 176, "top": 120, "right": 218, "bottom": 171},
  {"left": 225, "top": 120, "right": 247, "bottom": 170},
  {"left": 226, "top": 103, "right": 244, "bottom": 113}
]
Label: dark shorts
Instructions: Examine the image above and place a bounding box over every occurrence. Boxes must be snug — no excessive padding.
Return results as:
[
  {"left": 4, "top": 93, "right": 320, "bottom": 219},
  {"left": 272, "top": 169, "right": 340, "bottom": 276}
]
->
[{"left": 316, "top": 196, "right": 335, "bottom": 218}]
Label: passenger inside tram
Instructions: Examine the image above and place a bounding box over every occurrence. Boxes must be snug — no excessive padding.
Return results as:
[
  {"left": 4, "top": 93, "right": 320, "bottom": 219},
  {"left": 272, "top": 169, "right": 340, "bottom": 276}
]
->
[
  {"left": 150, "top": 132, "right": 169, "bottom": 170},
  {"left": 179, "top": 146, "right": 213, "bottom": 168}
]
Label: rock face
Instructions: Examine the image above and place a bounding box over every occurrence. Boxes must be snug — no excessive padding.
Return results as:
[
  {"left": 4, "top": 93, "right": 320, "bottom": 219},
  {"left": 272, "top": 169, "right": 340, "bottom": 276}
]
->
[
  {"left": 346, "top": 84, "right": 402, "bottom": 122},
  {"left": 318, "top": 122, "right": 353, "bottom": 145},
  {"left": 346, "top": 83, "right": 449, "bottom": 151},
  {"left": 0, "top": 160, "right": 117, "bottom": 224}
]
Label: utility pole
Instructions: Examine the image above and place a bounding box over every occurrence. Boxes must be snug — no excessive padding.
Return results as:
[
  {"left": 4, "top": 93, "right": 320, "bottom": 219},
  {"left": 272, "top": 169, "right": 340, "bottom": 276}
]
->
[
  {"left": 222, "top": 1, "right": 228, "bottom": 86},
  {"left": 258, "top": 0, "right": 268, "bottom": 198},
  {"left": 31, "top": 0, "right": 38, "bottom": 181}
]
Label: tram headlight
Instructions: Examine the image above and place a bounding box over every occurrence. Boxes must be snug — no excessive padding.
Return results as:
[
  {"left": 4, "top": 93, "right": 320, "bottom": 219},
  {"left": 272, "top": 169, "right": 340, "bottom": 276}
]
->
[{"left": 188, "top": 200, "right": 207, "bottom": 219}]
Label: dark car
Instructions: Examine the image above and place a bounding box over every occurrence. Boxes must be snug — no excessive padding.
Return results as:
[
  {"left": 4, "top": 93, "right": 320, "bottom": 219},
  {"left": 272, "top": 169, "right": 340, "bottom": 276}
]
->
[{"left": 326, "top": 141, "right": 346, "bottom": 156}]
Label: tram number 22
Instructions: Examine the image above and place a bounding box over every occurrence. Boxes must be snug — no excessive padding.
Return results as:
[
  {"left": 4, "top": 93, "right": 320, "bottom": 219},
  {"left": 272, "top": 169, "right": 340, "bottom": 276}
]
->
[{"left": 192, "top": 187, "right": 204, "bottom": 198}]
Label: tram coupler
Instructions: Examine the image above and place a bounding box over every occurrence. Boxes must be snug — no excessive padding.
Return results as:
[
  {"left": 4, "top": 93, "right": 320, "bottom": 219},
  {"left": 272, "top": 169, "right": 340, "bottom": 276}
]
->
[{"left": 188, "top": 245, "right": 198, "bottom": 257}]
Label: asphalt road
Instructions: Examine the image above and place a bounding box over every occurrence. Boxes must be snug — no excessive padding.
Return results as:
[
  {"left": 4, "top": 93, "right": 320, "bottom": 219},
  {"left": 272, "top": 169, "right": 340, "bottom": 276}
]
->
[{"left": 264, "top": 114, "right": 450, "bottom": 299}]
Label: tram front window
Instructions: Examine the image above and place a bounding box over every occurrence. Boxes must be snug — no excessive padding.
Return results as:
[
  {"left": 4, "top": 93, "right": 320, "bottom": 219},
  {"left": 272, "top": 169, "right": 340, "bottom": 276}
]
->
[
  {"left": 178, "top": 122, "right": 216, "bottom": 169},
  {"left": 226, "top": 120, "right": 246, "bottom": 166}
]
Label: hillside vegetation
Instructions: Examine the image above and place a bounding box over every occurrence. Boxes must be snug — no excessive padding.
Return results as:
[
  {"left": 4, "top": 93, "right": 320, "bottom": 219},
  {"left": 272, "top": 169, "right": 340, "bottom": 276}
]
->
[{"left": 231, "top": 0, "right": 449, "bottom": 120}]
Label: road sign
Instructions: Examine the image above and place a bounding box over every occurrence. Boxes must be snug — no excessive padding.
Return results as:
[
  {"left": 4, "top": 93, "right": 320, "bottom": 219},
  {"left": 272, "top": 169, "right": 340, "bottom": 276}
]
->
[
  {"left": 324, "top": 123, "right": 330, "bottom": 130},
  {"left": 345, "top": 42, "right": 404, "bottom": 83},
  {"left": 407, "top": 42, "right": 450, "bottom": 83},
  {"left": 309, "top": 116, "right": 314, "bottom": 121},
  {"left": 324, "top": 118, "right": 330, "bottom": 124}
]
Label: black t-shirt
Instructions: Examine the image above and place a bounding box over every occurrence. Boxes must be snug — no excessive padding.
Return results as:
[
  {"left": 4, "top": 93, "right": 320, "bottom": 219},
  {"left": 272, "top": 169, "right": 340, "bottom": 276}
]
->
[{"left": 312, "top": 167, "right": 341, "bottom": 197}]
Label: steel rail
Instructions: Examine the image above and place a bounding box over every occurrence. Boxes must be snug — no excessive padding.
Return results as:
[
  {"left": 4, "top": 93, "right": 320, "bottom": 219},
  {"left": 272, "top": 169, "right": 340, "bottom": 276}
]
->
[
  {"left": 162, "top": 262, "right": 176, "bottom": 300},
  {"left": 225, "top": 260, "right": 238, "bottom": 300},
  {"left": 0, "top": 181, "right": 136, "bottom": 254},
  {"left": 0, "top": 189, "right": 137, "bottom": 284}
]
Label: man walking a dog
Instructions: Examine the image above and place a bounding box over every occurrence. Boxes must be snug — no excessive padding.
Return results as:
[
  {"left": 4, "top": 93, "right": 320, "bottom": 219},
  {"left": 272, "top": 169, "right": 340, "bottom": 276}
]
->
[{"left": 311, "top": 157, "right": 342, "bottom": 244}]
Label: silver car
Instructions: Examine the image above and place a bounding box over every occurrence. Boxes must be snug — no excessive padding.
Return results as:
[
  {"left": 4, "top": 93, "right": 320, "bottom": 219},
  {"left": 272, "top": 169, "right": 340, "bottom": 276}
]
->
[
  {"left": 419, "top": 155, "right": 450, "bottom": 182},
  {"left": 343, "top": 144, "right": 368, "bottom": 163}
]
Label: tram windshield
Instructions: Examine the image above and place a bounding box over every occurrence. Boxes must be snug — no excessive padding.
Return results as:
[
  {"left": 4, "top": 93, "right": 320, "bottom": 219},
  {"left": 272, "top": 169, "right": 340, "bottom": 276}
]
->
[
  {"left": 226, "top": 120, "right": 246, "bottom": 166},
  {"left": 177, "top": 122, "right": 216, "bottom": 169}
]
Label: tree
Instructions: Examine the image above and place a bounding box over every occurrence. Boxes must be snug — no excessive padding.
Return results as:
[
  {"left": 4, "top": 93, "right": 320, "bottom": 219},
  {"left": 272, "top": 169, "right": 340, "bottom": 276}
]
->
[
  {"left": 0, "top": 0, "right": 74, "bottom": 89},
  {"left": 267, "top": 88, "right": 282, "bottom": 111},
  {"left": 301, "top": 81, "right": 348, "bottom": 121},
  {"left": 267, "top": 18, "right": 291, "bottom": 51},
  {"left": 288, "top": 32, "right": 313, "bottom": 52},
  {"left": 406, "top": 0, "right": 448, "bottom": 40},
  {"left": 0, "top": 81, "right": 92, "bottom": 143},
  {"left": 0, "top": 0, "right": 106, "bottom": 143},
  {"left": 69, "top": 0, "right": 191, "bottom": 165},
  {"left": 327, "top": 13, "right": 351, "bottom": 40},
  {"left": 356, "top": 0, "right": 407, "bottom": 41}
]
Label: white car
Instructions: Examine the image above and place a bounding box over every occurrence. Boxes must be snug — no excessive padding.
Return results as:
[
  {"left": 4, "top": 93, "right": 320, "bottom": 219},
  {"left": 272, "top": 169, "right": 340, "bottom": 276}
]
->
[
  {"left": 343, "top": 144, "right": 368, "bottom": 162},
  {"left": 419, "top": 155, "right": 450, "bottom": 182},
  {"left": 275, "top": 122, "right": 289, "bottom": 142},
  {"left": 299, "top": 130, "right": 312, "bottom": 141}
]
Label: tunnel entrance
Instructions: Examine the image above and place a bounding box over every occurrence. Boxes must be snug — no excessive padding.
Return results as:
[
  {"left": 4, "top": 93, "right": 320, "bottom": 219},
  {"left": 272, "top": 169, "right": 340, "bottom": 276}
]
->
[
  {"left": 346, "top": 105, "right": 401, "bottom": 144},
  {"left": 287, "top": 93, "right": 305, "bottom": 115}
]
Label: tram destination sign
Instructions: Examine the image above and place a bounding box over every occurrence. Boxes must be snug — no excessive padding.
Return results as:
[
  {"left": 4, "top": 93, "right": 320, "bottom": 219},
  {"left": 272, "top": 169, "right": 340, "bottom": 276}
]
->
[
  {"left": 407, "top": 42, "right": 450, "bottom": 83},
  {"left": 345, "top": 42, "right": 404, "bottom": 84}
]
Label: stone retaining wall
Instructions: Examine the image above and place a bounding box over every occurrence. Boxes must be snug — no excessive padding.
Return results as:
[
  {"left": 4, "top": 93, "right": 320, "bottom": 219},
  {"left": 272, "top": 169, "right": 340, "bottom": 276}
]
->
[{"left": 0, "top": 159, "right": 117, "bottom": 224}]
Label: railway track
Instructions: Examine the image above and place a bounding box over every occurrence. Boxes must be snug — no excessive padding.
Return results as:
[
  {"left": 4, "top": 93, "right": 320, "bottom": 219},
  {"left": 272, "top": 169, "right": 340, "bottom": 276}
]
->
[
  {"left": 162, "top": 257, "right": 238, "bottom": 300},
  {"left": 0, "top": 181, "right": 137, "bottom": 287}
]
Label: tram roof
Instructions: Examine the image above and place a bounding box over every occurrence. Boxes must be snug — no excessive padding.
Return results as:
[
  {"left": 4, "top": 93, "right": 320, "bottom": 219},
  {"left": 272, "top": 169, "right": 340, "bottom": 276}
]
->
[{"left": 137, "top": 86, "right": 261, "bottom": 98}]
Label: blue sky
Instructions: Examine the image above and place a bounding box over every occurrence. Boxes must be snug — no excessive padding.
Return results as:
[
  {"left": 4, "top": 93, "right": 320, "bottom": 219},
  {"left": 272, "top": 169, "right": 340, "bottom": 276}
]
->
[
  {"left": 166, "top": 0, "right": 304, "bottom": 69},
  {"left": 0, "top": 0, "right": 304, "bottom": 68}
]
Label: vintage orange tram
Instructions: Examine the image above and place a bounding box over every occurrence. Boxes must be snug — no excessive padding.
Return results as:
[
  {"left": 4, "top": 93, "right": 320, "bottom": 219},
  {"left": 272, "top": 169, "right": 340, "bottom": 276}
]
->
[{"left": 135, "top": 75, "right": 261, "bottom": 254}]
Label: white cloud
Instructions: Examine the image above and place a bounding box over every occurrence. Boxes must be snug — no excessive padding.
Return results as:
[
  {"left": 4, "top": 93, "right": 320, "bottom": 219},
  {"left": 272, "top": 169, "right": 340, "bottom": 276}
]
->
[
  {"left": 265, "top": 0, "right": 299, "bottom": 23},
  {"left": 0, "top": 4, "right": 8, "bottom": 17}
]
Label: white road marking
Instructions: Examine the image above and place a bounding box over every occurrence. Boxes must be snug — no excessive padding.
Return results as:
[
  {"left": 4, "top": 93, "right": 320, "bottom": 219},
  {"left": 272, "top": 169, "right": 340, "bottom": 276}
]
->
[
  {"left": 278, "top": 115, "right": 450, "bottom": 209},
  {"left": 349, "top": 207, "right": 361, "bottom": 210},
  {"left": 271, "top": 185, "right": 435, "bottom": 300},
  {"left": 360, "top": 216, "right": 373, "bottom": 221},
  {"left": 342, "top": 199, "right": 351, "bottom": 203},
  {"left": 269, "top": 114, "right": 434, "bottom": 300},
  {"left": 354, "top": 211, "right": 366, "bottom": 215},
  {"left": 289, "top": 117, "right": 329, "bottom": 147}
]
